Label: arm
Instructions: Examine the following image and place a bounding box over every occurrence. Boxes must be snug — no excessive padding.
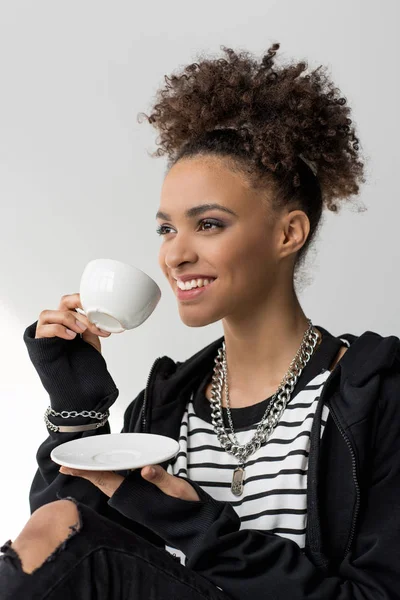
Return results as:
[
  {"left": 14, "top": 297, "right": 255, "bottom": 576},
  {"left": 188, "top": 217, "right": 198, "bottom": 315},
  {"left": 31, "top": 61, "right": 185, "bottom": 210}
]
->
[
  {"left": 24, "top": 320, "right": 118, "bottom": 513},
  {"left": 25, "top": 320, "right": 166, "bottom": 547},
  {"left": 107, "top": 372, "right": 400, "bottom": 600}
]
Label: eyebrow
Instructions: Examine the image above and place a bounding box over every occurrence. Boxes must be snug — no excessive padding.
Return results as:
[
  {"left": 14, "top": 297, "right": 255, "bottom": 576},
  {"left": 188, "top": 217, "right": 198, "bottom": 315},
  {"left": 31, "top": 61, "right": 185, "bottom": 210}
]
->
[{"left": 155, "top": 203, "right": 238, "bottom": 221}]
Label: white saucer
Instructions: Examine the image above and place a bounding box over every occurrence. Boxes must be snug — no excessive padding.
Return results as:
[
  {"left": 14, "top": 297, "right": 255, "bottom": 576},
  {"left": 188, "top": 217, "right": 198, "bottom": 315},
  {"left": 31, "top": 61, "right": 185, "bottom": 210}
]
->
[{"left": 50, "top": 433, "right": 180, "bottom": 471}]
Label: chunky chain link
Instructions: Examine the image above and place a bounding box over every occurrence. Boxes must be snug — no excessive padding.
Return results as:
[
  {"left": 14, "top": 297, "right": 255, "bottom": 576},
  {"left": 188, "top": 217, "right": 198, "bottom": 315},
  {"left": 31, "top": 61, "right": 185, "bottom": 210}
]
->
[{"left": 209, "top": 319, "right": 320, "bottom": 465}]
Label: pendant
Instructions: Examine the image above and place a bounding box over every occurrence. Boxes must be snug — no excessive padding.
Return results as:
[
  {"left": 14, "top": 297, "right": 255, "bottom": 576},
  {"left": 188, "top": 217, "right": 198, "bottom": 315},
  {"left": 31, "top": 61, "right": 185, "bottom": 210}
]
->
[{"left": 231, "top": 466, "right": 245, "bottom": 496}]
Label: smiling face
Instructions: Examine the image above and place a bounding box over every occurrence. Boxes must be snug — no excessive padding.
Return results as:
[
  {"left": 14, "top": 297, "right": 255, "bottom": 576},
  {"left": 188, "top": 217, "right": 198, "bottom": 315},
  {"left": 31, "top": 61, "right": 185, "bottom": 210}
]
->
[{"left": 156, "top": 155, "right": 307, "bottom": 328}]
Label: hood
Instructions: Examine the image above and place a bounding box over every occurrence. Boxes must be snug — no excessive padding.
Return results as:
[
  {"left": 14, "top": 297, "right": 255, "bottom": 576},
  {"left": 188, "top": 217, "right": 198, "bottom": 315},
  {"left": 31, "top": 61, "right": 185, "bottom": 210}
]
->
[
  {"left": 330, "top": 329, "right": 400, "bottom": 428},
  {"left": 151, "top": 326, "right": 400, "bottom": 429},
  {"left": 340, "top": 330, "right": 399, "bottom": 385}
]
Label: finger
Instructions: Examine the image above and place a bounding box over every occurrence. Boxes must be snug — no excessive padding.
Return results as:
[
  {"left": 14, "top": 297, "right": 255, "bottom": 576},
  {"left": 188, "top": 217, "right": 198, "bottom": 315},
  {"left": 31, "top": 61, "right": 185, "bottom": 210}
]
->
[
  {"left": 36, "top": 309, "right": 88, "bottom": 340},
  {"left": 58, "top": 294, "right": 111, "bottom": 337},
  {"left": 58, "top": 293, "right": 84, "bottom": 312},
  {"left": 59, "top": 467, "right": 124, "bottom": 497},
  {"left": 59, "top": 467, "right": 102, "bottom": 484},
  {"left": 76, "top": 317, "right": 111, "bottom": 338},
  {"left": 38, "top": 310, "right": 109, "bottom": 343},
  {"left": 59, "top": 466, "right": 87, "bottom": 477},
  {"left": 37, "top": 310, "right": 108, "bottom": 341},
  {"left": 61, "top": 295, "right": 125, "bottom": 334}
]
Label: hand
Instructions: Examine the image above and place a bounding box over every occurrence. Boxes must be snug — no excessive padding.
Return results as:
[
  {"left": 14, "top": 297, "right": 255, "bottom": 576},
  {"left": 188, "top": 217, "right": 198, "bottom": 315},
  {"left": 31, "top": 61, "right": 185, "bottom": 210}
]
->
[
  {"left": 59, "top": 464, "right": 201, "bottom": 501},
  {"left": 59, "top": 466, "right": 125, "bottom": 497},
  {"left": 35, "top": 293, "right": 125, "bottom": 354}
]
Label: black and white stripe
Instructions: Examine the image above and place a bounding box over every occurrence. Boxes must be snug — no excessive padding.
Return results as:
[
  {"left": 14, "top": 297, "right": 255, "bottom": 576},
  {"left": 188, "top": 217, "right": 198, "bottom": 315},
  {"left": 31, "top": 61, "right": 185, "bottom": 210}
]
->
[{"left": 166, "top": 369, "right": 331, "bottom": 564}]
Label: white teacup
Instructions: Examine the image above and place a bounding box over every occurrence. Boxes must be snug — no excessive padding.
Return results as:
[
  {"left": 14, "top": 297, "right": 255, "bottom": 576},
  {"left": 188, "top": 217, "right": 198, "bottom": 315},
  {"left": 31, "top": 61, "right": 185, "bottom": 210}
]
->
[{"left": 78, "top": 258, "right": 161, "bottom": 333}]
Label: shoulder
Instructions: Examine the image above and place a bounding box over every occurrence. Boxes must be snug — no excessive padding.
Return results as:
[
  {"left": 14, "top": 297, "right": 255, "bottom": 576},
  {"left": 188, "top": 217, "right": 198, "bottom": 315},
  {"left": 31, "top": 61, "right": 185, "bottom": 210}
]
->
[
  {"left": 338, "top": 328, "right": 400, "bottom": 384},
  {"left": 349, "top": 329, "right": 400, "bottom": 423},
  {"left": 337, "top": 330, "right": 400, "bottom": 458}
]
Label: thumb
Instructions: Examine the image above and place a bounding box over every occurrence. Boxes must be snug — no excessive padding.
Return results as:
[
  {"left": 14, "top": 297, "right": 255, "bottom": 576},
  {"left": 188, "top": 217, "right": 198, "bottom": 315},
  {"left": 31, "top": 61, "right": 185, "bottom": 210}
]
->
[
  {"left": 81, "top": 329, "right": 102, "bottom": 354},
  {"left": 141, "top": 465, "right": 174, "bottom": 494},
  {"left": 141, "top": 465, "right": 201, "bottom": 502}
]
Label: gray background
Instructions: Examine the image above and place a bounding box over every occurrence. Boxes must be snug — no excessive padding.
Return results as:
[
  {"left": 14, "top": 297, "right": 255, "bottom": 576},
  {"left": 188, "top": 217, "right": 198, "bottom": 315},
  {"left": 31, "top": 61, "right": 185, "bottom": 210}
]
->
[{"left": 1, "top": 0, "right": 398, "bottom": 541}]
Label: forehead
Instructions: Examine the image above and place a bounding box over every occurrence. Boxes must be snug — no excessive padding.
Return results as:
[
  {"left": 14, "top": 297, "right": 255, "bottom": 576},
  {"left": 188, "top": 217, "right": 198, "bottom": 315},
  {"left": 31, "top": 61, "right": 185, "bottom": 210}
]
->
[{"left": 160, "top": 156, "right": 255, "bottom": 213}]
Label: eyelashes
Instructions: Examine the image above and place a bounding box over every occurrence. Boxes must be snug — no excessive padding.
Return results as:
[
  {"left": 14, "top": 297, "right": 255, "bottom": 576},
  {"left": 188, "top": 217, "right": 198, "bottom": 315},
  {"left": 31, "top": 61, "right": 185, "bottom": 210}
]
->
[{"left": 156, "top": 219, "right": 224, "bottom": 236}]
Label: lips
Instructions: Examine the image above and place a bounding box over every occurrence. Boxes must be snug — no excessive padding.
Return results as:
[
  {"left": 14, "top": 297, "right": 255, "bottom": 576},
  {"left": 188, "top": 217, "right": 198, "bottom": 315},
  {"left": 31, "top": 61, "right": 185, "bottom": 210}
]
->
[{"left": 175, "top": 278, "right": 216, "bottom": 301}]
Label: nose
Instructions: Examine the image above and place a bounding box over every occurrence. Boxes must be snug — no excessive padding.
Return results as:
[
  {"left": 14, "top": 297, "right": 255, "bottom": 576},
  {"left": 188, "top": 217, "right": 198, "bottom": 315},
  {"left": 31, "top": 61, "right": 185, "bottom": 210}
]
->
[{"left": 162, "top": 232, "right": 198, "bottom": 271}]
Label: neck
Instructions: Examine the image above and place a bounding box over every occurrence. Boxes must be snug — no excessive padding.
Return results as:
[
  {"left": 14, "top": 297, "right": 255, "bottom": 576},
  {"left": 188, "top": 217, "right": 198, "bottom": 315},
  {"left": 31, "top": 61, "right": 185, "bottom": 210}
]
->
[{"left": 221, "top": 284, "right": 316, "bottom": 399}]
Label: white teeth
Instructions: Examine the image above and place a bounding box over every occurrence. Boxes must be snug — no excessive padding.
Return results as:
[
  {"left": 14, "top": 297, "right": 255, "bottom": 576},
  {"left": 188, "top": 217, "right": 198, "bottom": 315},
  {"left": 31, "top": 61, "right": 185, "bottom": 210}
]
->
[{"left": 177, "top": 278, "right": 215, "bottom": 291}]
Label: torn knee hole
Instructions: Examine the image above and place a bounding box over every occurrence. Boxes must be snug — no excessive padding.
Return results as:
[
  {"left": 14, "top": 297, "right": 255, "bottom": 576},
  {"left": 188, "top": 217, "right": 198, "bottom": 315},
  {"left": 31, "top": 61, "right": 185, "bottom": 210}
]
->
[
  {"left": 43, "top": 519, "right": 81, "bottom": 565},
  {"left": 0, "top": 539, "right": 25, "bottom": 572},
  {"left": 55, "top": 496, "right": 83, "bottom": 532},
  {"left": 0, "top": 524, "right": 81, "bottom": 575},
  {"left": 42, "top": 497, "right": 83, "bottom": 565},
  {"left": 0, "top": 498, "right": 83, "bottom": 574}
]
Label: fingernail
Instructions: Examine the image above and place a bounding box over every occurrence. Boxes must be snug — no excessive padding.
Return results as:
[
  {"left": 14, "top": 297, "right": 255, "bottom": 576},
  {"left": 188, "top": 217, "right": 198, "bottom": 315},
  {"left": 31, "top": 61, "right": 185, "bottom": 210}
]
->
[
  {"left": 98, "top": 329, "right": 111, "bottom": 336},
  {"left": 76, "top": 320, "right": 87, "bottom": 331}
]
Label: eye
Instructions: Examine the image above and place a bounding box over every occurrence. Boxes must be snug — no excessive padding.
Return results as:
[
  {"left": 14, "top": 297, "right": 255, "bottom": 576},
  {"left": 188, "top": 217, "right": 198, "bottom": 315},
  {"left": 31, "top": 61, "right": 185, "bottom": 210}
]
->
[
  {"left": 156, "top": 219, "right": 224, "bottom": 236},
  {"left": 155, "top": 224, "right": 173, "bottom": 236},
  {"left": 199, "top": 219, "right": 223, "bottom": 232}
]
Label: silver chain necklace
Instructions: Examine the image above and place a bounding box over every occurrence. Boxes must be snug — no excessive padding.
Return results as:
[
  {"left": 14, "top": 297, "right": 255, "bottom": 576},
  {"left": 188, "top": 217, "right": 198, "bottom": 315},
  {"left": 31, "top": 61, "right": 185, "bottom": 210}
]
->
[{"left": 209, "top": 319, "right": 320, "bottom": 496}]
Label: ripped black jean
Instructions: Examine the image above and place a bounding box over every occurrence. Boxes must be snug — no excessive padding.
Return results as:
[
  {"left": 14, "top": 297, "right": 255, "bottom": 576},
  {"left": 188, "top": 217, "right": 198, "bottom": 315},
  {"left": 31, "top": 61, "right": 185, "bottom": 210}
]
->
[{"left": 0, "top": 497, "right": 230, "bottom": 600}]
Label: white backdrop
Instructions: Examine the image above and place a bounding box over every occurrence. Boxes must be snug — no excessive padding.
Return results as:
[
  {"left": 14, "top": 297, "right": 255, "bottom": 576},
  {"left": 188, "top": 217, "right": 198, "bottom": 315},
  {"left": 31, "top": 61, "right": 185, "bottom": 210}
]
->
[{"left": 1, "top": 0, "right": 399, "bottom": 543}]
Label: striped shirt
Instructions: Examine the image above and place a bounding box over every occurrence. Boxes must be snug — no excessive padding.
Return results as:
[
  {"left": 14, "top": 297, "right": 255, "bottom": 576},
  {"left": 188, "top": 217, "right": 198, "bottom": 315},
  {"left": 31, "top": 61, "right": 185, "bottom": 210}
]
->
[{"left": 166, "top": 332, "right": 349, "bottom": 565}]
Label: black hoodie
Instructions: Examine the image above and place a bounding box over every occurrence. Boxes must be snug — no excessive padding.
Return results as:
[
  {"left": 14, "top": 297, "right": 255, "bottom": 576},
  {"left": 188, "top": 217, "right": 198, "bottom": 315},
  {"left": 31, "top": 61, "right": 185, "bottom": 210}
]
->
[{"left": 23, "top": 321, "right": 400, "bottom": 599}]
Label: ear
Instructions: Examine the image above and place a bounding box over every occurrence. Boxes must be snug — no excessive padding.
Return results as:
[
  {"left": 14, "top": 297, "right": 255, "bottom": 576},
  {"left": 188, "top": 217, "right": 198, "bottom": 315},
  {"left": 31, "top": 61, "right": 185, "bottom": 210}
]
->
[{"left": 278, "top": 210, "right": 310, "bottom": 259}]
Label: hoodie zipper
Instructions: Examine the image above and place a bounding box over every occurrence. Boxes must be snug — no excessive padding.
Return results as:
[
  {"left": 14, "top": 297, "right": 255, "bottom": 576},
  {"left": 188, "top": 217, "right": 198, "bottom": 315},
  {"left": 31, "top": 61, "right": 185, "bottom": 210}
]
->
[
  {"left": 327, "top": 405, "right": 361, "bottom": 557},
  {"left": 141, "top": 357, "right": 162, "bottom": 433},
  {"left": 307, "top": 360, "right": 360, "bottom": 562}
]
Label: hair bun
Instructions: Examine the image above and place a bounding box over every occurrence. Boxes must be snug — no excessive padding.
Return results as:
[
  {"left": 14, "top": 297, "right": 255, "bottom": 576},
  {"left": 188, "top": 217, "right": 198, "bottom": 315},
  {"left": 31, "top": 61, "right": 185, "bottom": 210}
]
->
[{"left": 139, "top": 42, "right": 365, "bottom": 213}]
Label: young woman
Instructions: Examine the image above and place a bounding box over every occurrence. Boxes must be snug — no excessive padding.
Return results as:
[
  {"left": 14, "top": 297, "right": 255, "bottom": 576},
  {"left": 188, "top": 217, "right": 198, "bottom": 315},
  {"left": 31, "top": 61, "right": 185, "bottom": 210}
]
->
[{"left": 1, "top": 43, "right": 399, "bottom": 600}]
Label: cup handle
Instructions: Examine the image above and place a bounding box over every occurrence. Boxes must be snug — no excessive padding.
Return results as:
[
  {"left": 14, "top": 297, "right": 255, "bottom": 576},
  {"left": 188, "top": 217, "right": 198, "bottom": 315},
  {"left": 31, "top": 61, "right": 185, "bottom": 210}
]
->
[{"left": 75, "top": 307, "right": 87, "bottom": 316}]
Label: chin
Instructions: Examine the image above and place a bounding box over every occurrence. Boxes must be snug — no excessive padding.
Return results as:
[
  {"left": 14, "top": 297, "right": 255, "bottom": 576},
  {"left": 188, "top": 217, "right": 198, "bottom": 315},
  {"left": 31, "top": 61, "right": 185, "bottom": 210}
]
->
[{"left": 178, "top": 307, "right": 222, "bottom": 328}]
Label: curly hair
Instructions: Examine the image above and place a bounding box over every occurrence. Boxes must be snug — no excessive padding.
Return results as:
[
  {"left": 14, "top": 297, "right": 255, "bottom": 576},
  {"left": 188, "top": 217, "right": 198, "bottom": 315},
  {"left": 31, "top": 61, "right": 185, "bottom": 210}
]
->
[{"left": 138, "top": 42, "right": 366, "bottom": 269}]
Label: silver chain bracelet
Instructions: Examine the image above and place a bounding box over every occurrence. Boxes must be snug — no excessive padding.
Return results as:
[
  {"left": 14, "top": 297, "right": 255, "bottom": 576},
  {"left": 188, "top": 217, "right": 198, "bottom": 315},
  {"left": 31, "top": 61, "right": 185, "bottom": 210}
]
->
[
  {"left": 46, "top": 406, "right": 109, "bottom": 420},
  {"left": 44, "top": 406, "right": 110, "bottom": 433}
]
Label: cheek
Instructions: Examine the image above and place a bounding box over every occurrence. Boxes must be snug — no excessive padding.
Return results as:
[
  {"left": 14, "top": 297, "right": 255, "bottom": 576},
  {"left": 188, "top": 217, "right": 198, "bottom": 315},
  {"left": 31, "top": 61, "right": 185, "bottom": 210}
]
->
[
  {"left": 231, "top": 238, "right": 277, "bottom": 293},
  {"left": 230, "top": 233, "right": 275, "bottom": 271},
  {"left": 158, "top": 246, "right": 167, "bottom": 274}
]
